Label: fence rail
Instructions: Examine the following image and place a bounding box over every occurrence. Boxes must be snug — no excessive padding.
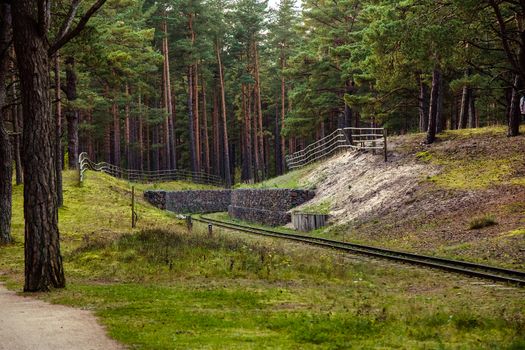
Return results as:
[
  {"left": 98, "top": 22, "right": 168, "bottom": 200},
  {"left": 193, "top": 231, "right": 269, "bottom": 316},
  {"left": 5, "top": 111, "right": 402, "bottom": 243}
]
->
[
  {"left": 79, "top": 152, "right": 224, "bottom": 187},
  {"left": 285, "top": 127, "right": 387, "bottom": 170}
]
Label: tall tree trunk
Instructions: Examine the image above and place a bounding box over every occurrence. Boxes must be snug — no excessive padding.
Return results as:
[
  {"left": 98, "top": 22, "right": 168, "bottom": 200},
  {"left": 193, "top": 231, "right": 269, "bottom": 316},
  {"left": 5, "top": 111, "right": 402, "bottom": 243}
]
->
[
  {"left": 274, "top": 100, "right": 282, "bottom": 175},
  {"left": 53, "top": 54, "right": 63, "bottom": 207},
  {"left": 426, "top": 68, "right": 441, "bottom": 144},
  {"left": 436, "top": 75, "right": 444, "bottom": 133},
  {"left": 251, "top": 85, "right": 259, "bottom": 182},
  {"left": 243, "top": 84, "right": 253, "bottom": 182},
  {"left": 65, "top": 57, "right": 79, "bottom": 169},
  {"left": 217, "top": 44, "right": 231, "bottom": 186},
  {"left": 125, "top": 84, "right": 131, "bottom": 168},
  {"left": 417, "top": 73, "right": 430, "bottom": 132},
  {"left": 280, "top": 53, "right": 286, "bottom": 173},
  {"left": 112, "top": 99, "right": 120, "bottom": 166},
  {"left": 194, "top": 64, "right": 200, "bottom": 172},
  {"left": 212, "top": 88, "right": 220, "bottom": 175},
  {"left": 138, "top": 94, "right": 144, "bottom": 171},
  {"left": 254, "top": 42, "right": 264, "bottom": 179},
  {"left": 202, "top": 77, "right": 210, "bottom": 173},
  {"left": 188, "top": 66, "right": 197, "bottom": 172},
  {"left": 12, "top": 1, "right": 65, "bottom": 290},
  {"left": 508, "top": 75, "right": 522, "bottom": 137},
  {"left": 162, "top": 19, "right": 173, "bottom": 170},
  {"left": 458, "top": 69, "right": 471, "bottom": 129},
  {"left": 468, "top": 88, "right": 477, "bottom": 128},
  {"left": 11, "top": 51, "right": 23, "bottom": 185},
  {"left": 0, "top": 3, "right": 12, "bottom": 244}
]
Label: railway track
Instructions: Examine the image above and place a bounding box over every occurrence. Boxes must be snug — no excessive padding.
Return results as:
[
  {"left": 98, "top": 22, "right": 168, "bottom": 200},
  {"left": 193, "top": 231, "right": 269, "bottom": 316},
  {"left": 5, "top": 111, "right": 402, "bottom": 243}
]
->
[{"left": 193, "top": 215, "right": 525, "bottom": 287}]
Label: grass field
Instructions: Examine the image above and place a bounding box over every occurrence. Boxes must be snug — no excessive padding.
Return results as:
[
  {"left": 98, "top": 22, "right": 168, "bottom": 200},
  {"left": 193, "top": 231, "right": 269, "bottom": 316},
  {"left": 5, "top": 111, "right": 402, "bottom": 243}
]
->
[{"left": 0, "top": 168, "right": 524, "bottom": 349}]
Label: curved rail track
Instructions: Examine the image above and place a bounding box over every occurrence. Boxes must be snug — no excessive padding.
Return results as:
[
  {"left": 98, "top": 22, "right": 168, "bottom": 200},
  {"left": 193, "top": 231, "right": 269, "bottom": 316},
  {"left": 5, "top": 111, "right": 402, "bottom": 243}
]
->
[{"left": 193, "top": 216, "right": 525, "bottom": 286}]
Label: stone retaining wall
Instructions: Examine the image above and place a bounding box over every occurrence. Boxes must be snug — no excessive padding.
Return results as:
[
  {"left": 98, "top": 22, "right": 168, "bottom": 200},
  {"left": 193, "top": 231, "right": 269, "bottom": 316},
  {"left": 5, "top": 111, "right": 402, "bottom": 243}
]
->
[
  {"left": 228, "top": 206, "right": 291, "bottom": 226},
  {"left": 145, "top": 188, "right": 315, "bottom": 226},
  {"left": 144, "top": 190, "right": 231, "bottom": 213},
  {"left": 228, "top": 189, "right": 315, "bottom": 226}
]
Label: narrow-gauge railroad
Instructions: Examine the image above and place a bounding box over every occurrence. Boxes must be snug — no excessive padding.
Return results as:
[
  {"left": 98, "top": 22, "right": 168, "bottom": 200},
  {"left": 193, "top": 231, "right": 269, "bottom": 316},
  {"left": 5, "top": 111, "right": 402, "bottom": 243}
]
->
[{"left": 193, "top": 215, "right": 525, "bottom": 287}]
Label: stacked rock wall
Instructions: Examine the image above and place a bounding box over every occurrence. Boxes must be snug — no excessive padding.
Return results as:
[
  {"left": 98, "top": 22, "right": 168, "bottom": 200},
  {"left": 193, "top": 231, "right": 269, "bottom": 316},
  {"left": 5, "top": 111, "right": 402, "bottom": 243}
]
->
[
  {"left": 144, "top": 190, "right": 231, "bottom": 213},
  {"left": 228, "top": 189, "right": 315, "bottom": 226}
]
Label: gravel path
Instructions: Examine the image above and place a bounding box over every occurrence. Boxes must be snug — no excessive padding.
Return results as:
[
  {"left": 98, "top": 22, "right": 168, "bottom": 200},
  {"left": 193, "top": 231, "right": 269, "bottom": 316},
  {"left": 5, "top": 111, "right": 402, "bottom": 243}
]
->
[{"left": 0, "top": 283, "right": 124, "bottom": 350}]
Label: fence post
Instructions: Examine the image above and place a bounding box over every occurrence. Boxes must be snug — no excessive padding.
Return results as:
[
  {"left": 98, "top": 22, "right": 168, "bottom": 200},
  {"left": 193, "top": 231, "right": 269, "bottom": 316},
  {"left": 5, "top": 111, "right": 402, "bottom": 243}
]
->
[
  {"left": 131, "top": 186, "right": 136, "bottom": 228},
  {"left": 383, "top": 128, "right": 388, "bottom": 162},
  {"left": 186, "top": 215, "right": 193, "bottom": 232},
  {"left": 208, "top": 223, "right": 213, "bottom": 237}
]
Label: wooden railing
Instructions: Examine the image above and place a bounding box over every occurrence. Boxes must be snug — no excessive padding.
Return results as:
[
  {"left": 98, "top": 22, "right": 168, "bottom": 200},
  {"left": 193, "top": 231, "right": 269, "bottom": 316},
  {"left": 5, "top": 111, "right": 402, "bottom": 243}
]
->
[
  {"left": 78, "top": 152, "right": 225, "bottom": 187},
  {"left": 285, "top": 127, "right": 387, "bottom": 170}
]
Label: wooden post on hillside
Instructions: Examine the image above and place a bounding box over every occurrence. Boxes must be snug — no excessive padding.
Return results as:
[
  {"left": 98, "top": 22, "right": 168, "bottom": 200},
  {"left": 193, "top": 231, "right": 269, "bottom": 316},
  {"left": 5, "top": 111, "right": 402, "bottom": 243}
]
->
[
  {"left": 383, "top": 129, "right": 388, "bottom": 162},
  {"left": 186, "top": 215, "right": 193, "bottom": 232},
  {"left": 208, "top": 224, "right": 213, "bottom": 237},
  {"left": 131, "top": 186, "right": 136, "bottom": 228}
]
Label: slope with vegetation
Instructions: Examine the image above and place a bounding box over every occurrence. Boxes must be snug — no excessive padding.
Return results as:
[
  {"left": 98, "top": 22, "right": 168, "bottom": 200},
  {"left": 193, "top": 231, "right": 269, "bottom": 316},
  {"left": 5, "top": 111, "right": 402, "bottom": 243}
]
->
[
  {"left": 0, "top": 167, "right": 524, "bottom": 348},
  {"left": 247, "top": 126, "right": 525, "bottom": 270}
]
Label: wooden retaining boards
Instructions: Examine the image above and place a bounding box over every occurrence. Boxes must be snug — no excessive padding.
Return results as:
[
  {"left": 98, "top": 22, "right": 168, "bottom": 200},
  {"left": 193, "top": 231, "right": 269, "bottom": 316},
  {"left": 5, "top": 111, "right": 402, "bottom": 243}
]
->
[{"left": 291, "top": 213, "right": 329, "bottom": 231}]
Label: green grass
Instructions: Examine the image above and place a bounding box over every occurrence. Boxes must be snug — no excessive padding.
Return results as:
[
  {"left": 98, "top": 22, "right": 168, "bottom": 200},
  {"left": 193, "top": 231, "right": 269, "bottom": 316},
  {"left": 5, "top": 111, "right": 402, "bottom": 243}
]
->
[
  {"left": 1, "top": 169, "right": 524, "bottom": 349},
  {"left": 236, "top": 163, "right": 317, "bottom": 189}
]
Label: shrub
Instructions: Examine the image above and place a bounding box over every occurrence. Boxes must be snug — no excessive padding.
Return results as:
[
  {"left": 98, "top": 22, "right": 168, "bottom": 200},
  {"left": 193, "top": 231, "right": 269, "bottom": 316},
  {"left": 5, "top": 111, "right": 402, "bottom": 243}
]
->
[{"left": 469, "top": 215, "right": 497, "bottom": 230}]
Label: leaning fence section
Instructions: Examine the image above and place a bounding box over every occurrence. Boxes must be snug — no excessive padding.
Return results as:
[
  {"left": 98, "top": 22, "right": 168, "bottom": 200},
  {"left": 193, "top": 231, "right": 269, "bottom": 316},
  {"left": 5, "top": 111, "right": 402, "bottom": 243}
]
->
[
  {"left": 285, "top": 127, "right": 387, "bottom": 170},
  {"left": 79, "top": 152, "right": 224, "bottom": 187}
]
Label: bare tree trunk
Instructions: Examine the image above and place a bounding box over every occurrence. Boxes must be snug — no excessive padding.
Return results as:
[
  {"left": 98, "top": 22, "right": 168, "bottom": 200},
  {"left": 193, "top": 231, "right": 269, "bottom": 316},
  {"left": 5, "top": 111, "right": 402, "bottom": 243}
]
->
[
  {"left": 112, "top": 99, "right": 120, "bottom": 166},
  {"left": 125, "top": 84, "right": 131, "bottom": 168},
  {"left": 217, "top": 43, "right": 231, "bottom": 186},
  {"left": 11, "top": 52, "right": 23, "bottom": 185},
  {"left": 65, "top": 57, "right": 79, "bottom": 169},
  {"left": 468, "top": 88, "right": 477, "bottom": 129},
  {"left": 274, "top": 100, "right": 282, "bottom": 175},
  {"left": 54, "top": 54, "right": 63, "bottom": 207},
  {"left": 188, "top": 66, "right": 197, "bottom": 172},
  {"left": 508, "top": 75, "right": 522, "bottom": 137},
  {"left": 212, "top": 88, "right": 220, "bottom": 175},
  {"left": 138, "top": 94, "right": 144, "bottom": 171},
  {"left": 436, "top": 75, "right": 444, "bottom": 133},
  {"left": 426, "top": 68, "right": 441, "bottom": 144},
  {"left": 202, "top": 77, "right": 210, "bottom": 173},
  {"left": 280, "top": 53, "right": 286, "bottom": 173},
  {"left": 417, "top": 73, "right": 430, "bottom": 132},
  {"left": 254, "top": 42, "right": 264, "bottom": 179},
  {"left": 458, "top": 69, "right": 471, "bottom": 129},
  {"left": 0, "top": 3, "right": 13, "bottom": 244},
  {"left": 12, "top": 1, "right": 65, "bottom": 290},
  {"left": 194, "top": 64, "right": 200, "bottom": 172}
]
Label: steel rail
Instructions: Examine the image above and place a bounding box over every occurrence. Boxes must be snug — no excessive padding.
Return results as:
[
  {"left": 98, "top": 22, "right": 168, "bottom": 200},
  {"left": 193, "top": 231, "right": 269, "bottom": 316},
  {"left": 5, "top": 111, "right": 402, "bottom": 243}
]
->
[{"left": 194, "top": 216, "right": 525, "bottom": 286}]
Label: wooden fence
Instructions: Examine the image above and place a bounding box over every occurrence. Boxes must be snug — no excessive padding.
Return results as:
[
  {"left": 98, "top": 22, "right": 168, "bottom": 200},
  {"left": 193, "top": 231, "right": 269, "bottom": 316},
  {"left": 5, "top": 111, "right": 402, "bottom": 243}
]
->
[
  {"left": 285, "top": 127, "right": 387, "bottom": 170},
  {"left": 78, "top": 152, "right": 224, "bottom": 187}
]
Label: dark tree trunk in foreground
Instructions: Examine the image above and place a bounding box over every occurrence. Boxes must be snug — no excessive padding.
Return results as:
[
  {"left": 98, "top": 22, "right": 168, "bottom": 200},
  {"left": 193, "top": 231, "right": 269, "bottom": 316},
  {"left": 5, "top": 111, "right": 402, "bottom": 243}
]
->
[
  {"left": 65, "top": 57, "right": 79, "bottom": 169},
  {"left": 0, "top": 3, "right": 13, "bottom": 244},
  {"left": 12, "top": 1, "right": 66, "bottom": 291},
  {"left": 508, "top": 75, "right": 522, "bottom": 137},
  {"left": 426, "top": 68, "right": 441, "bottom": 144}
]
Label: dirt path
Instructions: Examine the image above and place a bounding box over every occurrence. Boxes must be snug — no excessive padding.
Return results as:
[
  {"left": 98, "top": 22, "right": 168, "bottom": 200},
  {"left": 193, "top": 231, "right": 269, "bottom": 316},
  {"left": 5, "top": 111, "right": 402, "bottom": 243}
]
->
[{"left": 0, "top": 283, "right": 124, "bottom": 350}]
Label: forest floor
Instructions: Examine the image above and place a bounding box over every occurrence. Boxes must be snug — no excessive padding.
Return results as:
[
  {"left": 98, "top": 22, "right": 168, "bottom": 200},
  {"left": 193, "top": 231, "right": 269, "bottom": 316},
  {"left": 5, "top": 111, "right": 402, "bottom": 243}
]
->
[
  {"left": 0, "top": 127, "right": 524, "bottom": 349},
  {"left": 251, "top": 125, "right": 525, "bottom": 270}
]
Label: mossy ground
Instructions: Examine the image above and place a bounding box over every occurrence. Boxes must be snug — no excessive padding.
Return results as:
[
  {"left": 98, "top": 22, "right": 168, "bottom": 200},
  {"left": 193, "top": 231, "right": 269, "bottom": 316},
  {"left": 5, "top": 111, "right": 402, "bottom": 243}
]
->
[{"left": 0, "top": 152, "right": 524, "bottom": 349}]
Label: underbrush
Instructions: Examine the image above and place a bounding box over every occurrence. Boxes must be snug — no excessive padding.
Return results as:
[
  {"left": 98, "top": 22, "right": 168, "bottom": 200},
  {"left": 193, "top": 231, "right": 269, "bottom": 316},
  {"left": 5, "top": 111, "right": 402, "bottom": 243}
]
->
[{"left": 1, "top": 161, "right": 524, "bottom": 349}]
